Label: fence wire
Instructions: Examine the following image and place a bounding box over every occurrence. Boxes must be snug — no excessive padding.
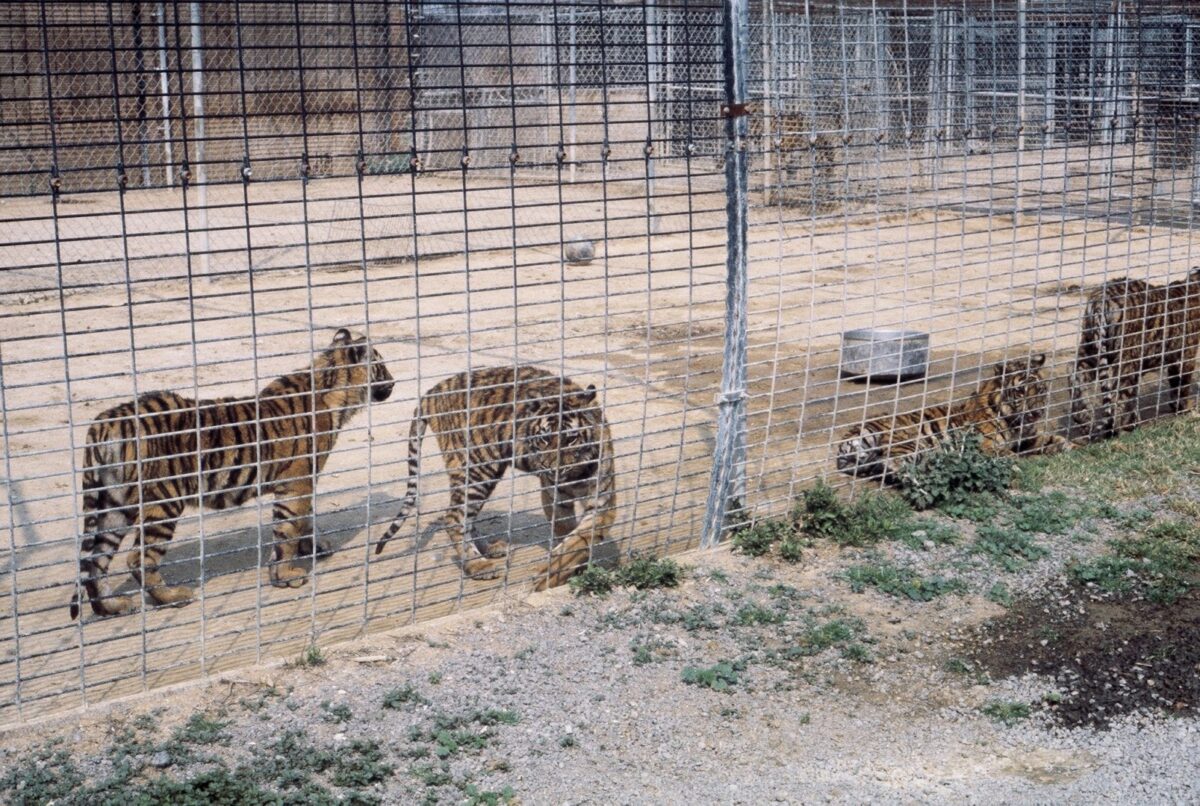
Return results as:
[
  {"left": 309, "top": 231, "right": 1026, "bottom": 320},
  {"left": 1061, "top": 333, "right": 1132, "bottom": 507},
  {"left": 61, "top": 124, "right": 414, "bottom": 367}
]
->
[{"left": 0, "top": 0, "right": 1198, "bottom": 724}]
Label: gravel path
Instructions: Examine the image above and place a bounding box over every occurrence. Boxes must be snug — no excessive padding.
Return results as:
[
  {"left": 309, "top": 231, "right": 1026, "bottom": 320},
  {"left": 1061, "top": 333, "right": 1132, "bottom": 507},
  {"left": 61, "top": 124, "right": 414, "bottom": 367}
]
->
[{"left": 5, "top": 542, "right": 1197, "bottom": 804}]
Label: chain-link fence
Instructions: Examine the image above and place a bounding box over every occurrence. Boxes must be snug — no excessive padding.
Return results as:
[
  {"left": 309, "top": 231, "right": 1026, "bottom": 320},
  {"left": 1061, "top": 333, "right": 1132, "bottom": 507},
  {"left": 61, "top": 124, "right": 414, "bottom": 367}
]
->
[{"left": 2, "top": 0, "right": 1199, "bottom": 725}]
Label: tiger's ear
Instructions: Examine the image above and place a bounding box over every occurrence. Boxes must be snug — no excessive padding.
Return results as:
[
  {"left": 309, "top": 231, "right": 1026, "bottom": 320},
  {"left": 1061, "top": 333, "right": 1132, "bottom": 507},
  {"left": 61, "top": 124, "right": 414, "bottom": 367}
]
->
[
  {"left": 333, "top": 328, "right": 353, "bottom": 345},
  {"left": 1030, "top": 353, "right": 1046, "bottom": 368},
  {"left": 573, "top": 384, "right": 597, "bottom": 406}
]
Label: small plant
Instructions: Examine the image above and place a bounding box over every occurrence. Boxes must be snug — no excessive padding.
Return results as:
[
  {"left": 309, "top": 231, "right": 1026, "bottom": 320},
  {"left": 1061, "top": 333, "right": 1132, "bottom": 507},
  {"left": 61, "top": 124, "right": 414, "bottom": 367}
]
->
[
  {"left": 172, "top": 713, "right": 228, "bottom": 746},
  {"left": 844, "top": 561, "right": 965, "bottom": 602},
  {"left": 799, "top": 480, "right": 845, "bottom": 539},
  {"left": 986, "top": 581, "right": 1013, "bottom": 607},
  {"left": 383, "top": 683, "right": 429, "bottom": 710},
  {"left": 462, "top": 784, "right": 517, "bottom": 806},
  {"left": 731, "top": 518, "right": 793, "bottom": 557},
  {"left": 559, "top": 734, "right": 577, "bottom": 748},
  {"left": 944, "top": 657, "right": 973, "bottom": 675},
  {"left": 735, "top": 602, "right": 786, "bottom": 626},
  {"left": 1008, "top": 491, "right": 1086, "bottom": 535},
  {"left": 331, "top": 739, "right": 393, "bottom": 787},
  {"left": 973, "top": 524, "right": 1048, "bottom": 572},
  {"left": 681, "top": 660, "right": 744, "bottom": 692},
  {"left": 840, "top": 642, "right": 874, "bottom": 663},
  {"left": 981, "top": 700, "right": 1032, "bottom": 726},
  {"left": 778, "top": 534, "right": 804, "bottom": 563},
  {"left": 708, "top": 569, "right": 730, "bottom": 585},
  {"left": 616, "top": 557, "right": 684, "bottom": 590},
  {"left": 897, "top": 430, "right": 1013, "bottom": 511},
  {"left": 428, "top": 671, "right": 443, "bottom": 685},
  {"left": 320, "top": 700, "right": 353, "bottom": 724},
  {"left": 295, "top": 644, "right": 326, "bottom": 669},
  {"left": 568, "top": 565, "right": 616, "bottom": 596}
]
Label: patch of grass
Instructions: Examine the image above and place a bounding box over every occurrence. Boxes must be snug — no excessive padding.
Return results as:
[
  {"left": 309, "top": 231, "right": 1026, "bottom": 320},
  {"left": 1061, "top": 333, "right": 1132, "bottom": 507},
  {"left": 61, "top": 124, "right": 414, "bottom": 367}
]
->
[
  {"left": 568, "top": 565, "right": 615, "bottom": 596},
  {"left": 778, "top": 534, "right": 805, "bottom": 563},
  {"left": 630, "top": 636, "right": 676, "bottom": 666},
  {"left": 1020, "top": 415, "right": 1200, "bottom": 500},
  {"left": 799, "top": 482, "right": 959, "bottom": 548},
  {"left": 735, "top": 602, "right": 786, "bottom": 626},
  {"left": 840, "top": 642, "right": 874, "bottom": 663},
  {"left": 462, "top": 784, "right": 518, "bottom": 805},
  {"left": 331, "top": 739, "right": 394, "bottom": 788},
  {"left": 897, "top": 430, "right": 1013, "bottom": 511},
  {"left": 844, "top": 561, "right": 966, "bottom": 602},
  {"left": 981, "top": 700, "right": 1032, "bottom": 726},
  {"left": 1008, "top": 491, "right": 1091, "bottom": 535},
  {"left": 0, "top": 742, "right": 84, "bottom": 805},
  {"left": 973, "top": 524, "right": 1049, "bottom": 572},
  {"left": 1072, "top": 519, "right": 1200, "bottom": 604},
  {"left": 681, "top": 660, "right": 744, "bottom": 692},
  {"left": 616, "top": 557, "right": 684, "bottom": 590},
  {"left": 937, "top": 491, "right": 1004, "bottom": 522},
  {"left": 731, "top": 518, "right": 794, "bottom": 557},
  {"left": 895, "top": 518, "right": 960, "bottom": 549},
  {"left": 383, "top": 683, "right": 429, "bottom": 710},
  {"left": 172, "top": 712, "right": 228, "bottom": 746},
  {"left": 681, "top": 603, "right": 724, "bottom": 632},
  {"left": 294, "top": 644, "right": 326, "bottom": 669},
  {"left": 708, "top": 569, "right": 730, "bottom": 585},
  {"left": 986, "top": 581, "right": 1013, "bottom": 607},
  {"left": 320, "top": 700, "right": 353, "bottom": 724}
]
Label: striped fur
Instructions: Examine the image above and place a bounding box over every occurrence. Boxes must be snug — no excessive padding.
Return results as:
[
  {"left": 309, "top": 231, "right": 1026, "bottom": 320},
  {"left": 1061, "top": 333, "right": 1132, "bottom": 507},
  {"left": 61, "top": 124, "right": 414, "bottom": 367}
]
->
[
  {"left": 69, "top": 328, "right": 393, "bottom": 619},
  {"left": 837, "top": 355, "right": 1067, "bottom": 480},
  {"left": 375, "top": 366, "right": 616, "bottom": 591},
  {"left": 1069, "top": 268, "right": 1200, "bottom": 440}
]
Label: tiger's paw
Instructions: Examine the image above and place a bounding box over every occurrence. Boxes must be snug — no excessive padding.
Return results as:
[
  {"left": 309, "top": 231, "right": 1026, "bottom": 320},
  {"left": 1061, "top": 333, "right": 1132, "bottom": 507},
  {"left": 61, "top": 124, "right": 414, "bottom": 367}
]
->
[
  {"left": 270, "top": 563, "right": 309, "bottom": 589},
  {"left": 148, "top": 584, "right": 193, "bottom": 607},
  {"left": 90, "top": 593, "right": 138, "bottom": 617},
  {"left": 477, "top": 538, "right": 509, "bottom": 559},
  {"left": 463, "top": 558, "right": 501, "bottom": 581}
]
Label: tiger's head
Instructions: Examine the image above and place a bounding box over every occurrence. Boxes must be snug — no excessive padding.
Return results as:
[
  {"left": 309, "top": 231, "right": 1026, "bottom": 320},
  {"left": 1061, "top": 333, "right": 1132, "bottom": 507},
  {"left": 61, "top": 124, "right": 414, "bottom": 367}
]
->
[
  {"left": 989, "top": 353, "right": 1050, "bottom": 443},
  {"left": 523, "top": 382, "right": 604, "bottom": 486},
  {"left": 330, "top": 327, "right": 394, "bottom": 404}
]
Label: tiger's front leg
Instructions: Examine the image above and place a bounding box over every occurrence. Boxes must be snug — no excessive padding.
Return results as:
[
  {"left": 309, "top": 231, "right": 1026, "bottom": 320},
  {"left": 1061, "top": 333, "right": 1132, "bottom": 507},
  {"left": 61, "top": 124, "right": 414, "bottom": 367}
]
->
[
  {"left": 269, "top": 483, "right": 314, "bottom": 589},
  {"left": 533, "top": 475, "right": 617, "bottom": 592}
]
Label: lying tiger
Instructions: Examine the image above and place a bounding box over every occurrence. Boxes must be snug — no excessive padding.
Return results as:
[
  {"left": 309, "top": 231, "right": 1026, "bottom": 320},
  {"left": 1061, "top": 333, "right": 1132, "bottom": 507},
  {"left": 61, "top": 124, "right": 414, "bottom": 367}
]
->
[
  {"left": 836, "top": 354, "right": 1068, "bottom": 481},
  {"left": 69, "top": 328, "right": 394, "bottom": 619}
]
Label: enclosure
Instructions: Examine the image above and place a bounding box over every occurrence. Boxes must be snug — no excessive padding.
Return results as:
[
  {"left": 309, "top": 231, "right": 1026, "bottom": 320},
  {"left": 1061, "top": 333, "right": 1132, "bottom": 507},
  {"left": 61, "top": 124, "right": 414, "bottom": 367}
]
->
[{"left": 2, "top": 0, "right": 1199, "bottom": 724}]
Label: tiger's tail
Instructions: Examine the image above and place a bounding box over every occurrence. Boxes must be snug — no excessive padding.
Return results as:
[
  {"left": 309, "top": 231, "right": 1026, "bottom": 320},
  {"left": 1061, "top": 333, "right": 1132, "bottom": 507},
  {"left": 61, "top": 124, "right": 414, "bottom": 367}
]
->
[{"left": 374, "top": 409, "right": 427, "bottom": 555}]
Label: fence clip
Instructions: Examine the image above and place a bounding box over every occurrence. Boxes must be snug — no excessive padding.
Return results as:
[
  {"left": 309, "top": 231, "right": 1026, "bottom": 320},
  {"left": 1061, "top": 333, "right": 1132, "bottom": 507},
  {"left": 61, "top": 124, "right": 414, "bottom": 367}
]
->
[
  {"left": 714, "top": 389, "right": 748, "bottom": 406},
  {"left": 720, "top": 102, "right": 750, "bottom": 119}
]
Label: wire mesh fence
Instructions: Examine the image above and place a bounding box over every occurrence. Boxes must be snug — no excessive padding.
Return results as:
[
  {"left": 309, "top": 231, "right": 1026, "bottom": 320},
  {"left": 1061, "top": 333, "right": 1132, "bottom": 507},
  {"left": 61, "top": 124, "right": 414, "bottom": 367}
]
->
[{"left": 1, "top": 0, "right": 1198, "bottom": 724}]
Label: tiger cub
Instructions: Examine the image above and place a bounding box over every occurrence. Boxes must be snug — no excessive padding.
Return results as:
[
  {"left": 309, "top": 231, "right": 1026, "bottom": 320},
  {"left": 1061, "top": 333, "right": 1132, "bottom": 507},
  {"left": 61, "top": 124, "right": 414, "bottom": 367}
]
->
[
  {"left": 374, "top": 366, "right": 616, "bottom": 591},
  {"left": 837, "top": 355, "right": 1067, "bottom": 480},
  {"left": 69, "top": 328, "right": 394, "bottom": 619},
  {"left": 1069, "top": 267, "right": 1200, "bottom": 440}
]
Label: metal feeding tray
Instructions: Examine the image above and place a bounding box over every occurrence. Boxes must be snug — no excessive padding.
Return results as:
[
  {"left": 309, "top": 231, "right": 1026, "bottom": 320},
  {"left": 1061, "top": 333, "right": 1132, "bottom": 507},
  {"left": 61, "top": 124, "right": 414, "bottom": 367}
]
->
[{"left": 840, "top": 328, "right": 929, "bottom": 381}]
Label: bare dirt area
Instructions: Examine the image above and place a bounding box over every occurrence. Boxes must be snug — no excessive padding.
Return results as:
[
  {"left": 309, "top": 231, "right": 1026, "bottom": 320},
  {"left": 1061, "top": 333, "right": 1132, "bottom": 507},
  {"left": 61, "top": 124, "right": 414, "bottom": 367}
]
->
[{"left": 4, "top": 167, "right": 1200, "bottom": 725}]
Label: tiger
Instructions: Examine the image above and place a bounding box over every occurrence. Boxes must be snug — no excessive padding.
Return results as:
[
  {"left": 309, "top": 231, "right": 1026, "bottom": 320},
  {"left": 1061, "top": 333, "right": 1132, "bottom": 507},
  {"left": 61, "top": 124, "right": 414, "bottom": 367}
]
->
[
  {"left": 68, "top": 328, "right": 394, "bottom": 619},
  {"left": 1069, "top": 267, "right": 1200, "bottom": 441},
  {"left": 837, "top": 354, "right": 1068, "bottom": 481},
  {"left": 373, "top": 365, "right": 616, "bottom": 591}
]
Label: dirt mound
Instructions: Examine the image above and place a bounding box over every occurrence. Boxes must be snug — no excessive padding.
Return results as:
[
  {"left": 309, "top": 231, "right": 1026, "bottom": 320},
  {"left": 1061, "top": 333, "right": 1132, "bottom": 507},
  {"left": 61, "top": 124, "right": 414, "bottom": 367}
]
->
[{"left": 971, "top": 580, "right": 1200, "bottom": 729}]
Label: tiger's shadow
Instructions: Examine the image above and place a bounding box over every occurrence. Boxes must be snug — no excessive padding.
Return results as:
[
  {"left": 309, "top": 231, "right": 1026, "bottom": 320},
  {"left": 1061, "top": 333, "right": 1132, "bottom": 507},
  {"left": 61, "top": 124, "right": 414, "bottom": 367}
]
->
[{"left": 138, "top": 492, "right": 616, "bottom": 591}]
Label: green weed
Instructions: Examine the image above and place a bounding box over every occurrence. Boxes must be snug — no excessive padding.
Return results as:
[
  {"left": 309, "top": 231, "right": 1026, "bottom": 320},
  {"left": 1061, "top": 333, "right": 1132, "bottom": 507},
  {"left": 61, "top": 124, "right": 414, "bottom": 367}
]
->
[
  {"left": 616, "top": 557, "right": 684, "bottom": 590},
  {"left": 681, "top": 660, "right": 745, "bottom": 692},
  {"left": 973, "top": 524, "right": 1048, "bottom": 571},
  {"left": 1072, "top": 519, "right": 1200, "bottom": 604},
  {"left": 844, "top": 562, "right": 966, "bottom": 602},
  {"left": 295, "top": 644, "right": 326, "bottom": 669},
  {"left": 731, "top": 518, "right": 794, "bottom": 557},
  {"left": 897, "top": 430, "right": 1013, "bottom": 511},
  {"left": 568, "top": 565, "right": 616, "bottom": 596},
  {"left": 981, "top": 700, "right": 1032, "bottom": 725},
  {"left": 383, "top": 683, "right": 429, "bottom": 710}
]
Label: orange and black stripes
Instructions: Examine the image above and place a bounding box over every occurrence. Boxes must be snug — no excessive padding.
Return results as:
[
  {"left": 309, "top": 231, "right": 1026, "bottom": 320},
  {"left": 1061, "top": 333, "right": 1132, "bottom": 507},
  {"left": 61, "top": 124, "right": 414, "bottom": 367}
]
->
[
  {"left": 1069, "top": 268, "right": 1200, "bottom": 440},
  {"left": 375, "top": 366, "right": 616, "bottom": 591},
  {"left": 837, "top": 355, "right": 1067, "bottom": 481},
  {"left": 69, "top": 328, "right": 393, "bottom": 619}
]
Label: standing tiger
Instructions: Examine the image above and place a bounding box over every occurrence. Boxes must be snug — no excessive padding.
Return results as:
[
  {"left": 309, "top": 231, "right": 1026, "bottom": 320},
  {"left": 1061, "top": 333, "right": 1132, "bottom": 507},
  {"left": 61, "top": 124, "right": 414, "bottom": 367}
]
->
[
  {"left": 69, "top": 328, "right": 394, "bottom": 619},
  {"left": 374, "top": 366, "right": 616, "bottom": 591},
  {"left": 837, "top": 355, "right": 1067, "bottom": 480},
  {"left": 1069, "top": 267, "right": 1200, "bottom": 440}
]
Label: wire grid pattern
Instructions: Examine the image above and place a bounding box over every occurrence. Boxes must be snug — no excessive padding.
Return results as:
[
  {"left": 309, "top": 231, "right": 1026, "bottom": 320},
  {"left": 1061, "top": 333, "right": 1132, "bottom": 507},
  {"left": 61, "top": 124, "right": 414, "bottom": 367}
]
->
[{"left": 1, "top": 0, "right": 1198, "bottom": 724}]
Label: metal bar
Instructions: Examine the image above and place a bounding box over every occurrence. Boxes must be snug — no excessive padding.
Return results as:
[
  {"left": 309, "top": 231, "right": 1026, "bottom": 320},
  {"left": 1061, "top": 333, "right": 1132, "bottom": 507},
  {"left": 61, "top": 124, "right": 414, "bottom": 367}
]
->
[{"left": 701, "top": 0, "right": 750, "bottom": 549}]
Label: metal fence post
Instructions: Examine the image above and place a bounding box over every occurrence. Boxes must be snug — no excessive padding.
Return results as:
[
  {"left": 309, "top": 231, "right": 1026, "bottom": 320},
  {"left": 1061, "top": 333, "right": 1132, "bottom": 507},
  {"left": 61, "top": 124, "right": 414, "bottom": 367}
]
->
[{"left": 701, "top": 0, "right": 750, "bottom": 549}]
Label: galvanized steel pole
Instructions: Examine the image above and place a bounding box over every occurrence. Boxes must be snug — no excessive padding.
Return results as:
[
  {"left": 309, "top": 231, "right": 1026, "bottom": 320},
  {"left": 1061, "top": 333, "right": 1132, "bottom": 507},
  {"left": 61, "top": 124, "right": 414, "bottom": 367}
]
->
[{"left": 701, "top": 0, "right": 750, "bottom": 549}]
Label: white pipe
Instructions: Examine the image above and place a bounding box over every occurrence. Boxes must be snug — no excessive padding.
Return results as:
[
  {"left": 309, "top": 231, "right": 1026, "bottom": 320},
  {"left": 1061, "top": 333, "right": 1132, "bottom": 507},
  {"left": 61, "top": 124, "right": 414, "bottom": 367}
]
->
[
  {"left": 156, "top": 2, "right": 172, "bottom": 186},
  {"left": 189, "top": 1, "right": 209, "bottom": 277}
]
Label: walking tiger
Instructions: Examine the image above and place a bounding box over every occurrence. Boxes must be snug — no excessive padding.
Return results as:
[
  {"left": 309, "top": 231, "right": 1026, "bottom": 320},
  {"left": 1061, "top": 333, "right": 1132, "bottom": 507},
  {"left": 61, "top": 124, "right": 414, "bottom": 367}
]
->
[
  {"left": 374, "top": 366, "right": 616, "bottom": 591},
  {"left": 69, "top": 328, "right": 393, "bottom": 619}
]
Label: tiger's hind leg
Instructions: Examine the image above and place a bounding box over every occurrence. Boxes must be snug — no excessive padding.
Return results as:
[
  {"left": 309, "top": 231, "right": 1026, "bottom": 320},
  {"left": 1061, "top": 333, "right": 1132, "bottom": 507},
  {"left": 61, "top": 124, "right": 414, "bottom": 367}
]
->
[
  {"left": 444, "top": 466, "right": 503, "bottom": 579},
  {"left": 125, "top": 499, "right": 192, "bottom": 607},
  {"left": 1115, "top": 368, "right": 1142, "bottom": 433},
  {"left": 1167, "top": 358, "right": 1196, "bottom": 415},
  {"left": 74, "top": 484, "right": 138, "bottom": 617}
]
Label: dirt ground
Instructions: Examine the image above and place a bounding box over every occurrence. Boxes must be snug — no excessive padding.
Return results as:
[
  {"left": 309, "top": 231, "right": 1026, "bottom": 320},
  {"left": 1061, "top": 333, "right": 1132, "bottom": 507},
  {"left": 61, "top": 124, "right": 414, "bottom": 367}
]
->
[{"left": 3, "top": 157, "right": 1200, "bottom": 726}]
